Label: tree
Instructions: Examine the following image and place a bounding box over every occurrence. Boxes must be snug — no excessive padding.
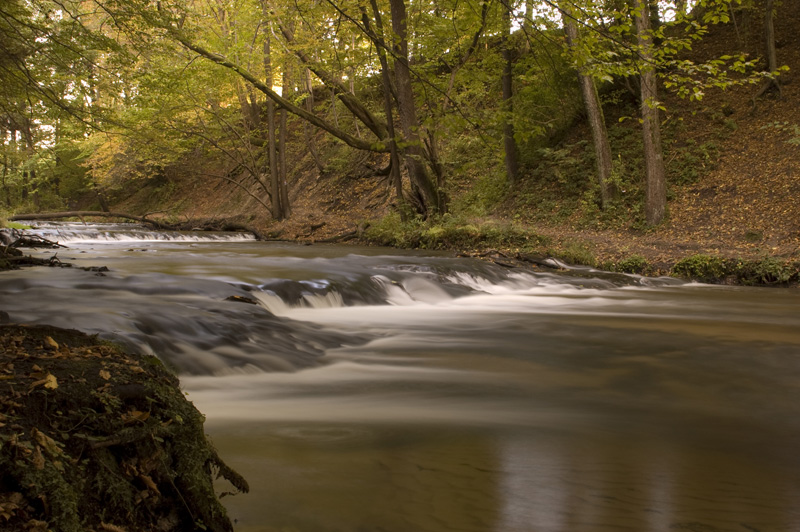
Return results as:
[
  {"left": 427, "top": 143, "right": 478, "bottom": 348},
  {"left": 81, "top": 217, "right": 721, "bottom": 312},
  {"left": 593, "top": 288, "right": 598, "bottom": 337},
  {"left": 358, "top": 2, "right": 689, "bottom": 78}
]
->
[
  {"left": 501, "top": 0, "right": 520, "bottom": 185},
  {"left": 562, "top": 6, "right": 615, "bottom": 207},
  {"left": 634, "top": 0, "right": 667, "bottom": 225}
]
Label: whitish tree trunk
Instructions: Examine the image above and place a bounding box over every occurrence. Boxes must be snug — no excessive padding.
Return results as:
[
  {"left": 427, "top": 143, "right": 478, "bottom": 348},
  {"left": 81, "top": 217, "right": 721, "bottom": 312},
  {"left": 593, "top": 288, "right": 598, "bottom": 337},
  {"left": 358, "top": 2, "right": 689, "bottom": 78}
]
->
[
  {"left": 564, "top": 17, "right": 615, "bottom": 207},
  {"left": 635, "top": 0, "right": 667, "bottom": 225}
]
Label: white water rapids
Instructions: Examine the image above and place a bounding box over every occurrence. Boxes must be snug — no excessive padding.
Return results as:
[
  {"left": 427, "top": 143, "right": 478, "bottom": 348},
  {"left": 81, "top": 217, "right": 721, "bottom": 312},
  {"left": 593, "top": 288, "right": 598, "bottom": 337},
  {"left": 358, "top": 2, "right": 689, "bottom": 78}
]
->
[{"left": 2, "top": 222, "right": 800, "bottom": 532}]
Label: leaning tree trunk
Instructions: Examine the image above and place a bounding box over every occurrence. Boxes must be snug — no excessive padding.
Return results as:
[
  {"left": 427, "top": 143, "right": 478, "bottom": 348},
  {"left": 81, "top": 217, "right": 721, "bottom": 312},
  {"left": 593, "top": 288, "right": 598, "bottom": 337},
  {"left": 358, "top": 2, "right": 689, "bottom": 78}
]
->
[
  {"left": 388, "top": 0, "right": 442, "bottom": 216},
  {"left": 635, "top": 0, "right": 667, "bottom": 225},
  {"left": 564, "top": 16, "right": 615, "bottom": 207}
]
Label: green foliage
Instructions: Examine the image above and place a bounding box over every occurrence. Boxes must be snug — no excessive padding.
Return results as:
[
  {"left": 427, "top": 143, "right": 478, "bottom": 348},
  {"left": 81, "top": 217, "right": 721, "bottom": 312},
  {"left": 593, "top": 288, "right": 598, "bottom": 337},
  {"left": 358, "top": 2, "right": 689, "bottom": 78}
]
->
[
  {"left": 672, "top": 254, "right": 799, "bottom": 285},
  {"left": 553, "top": 240, "right": 597, "bottom": 267},
  {"left": 450, "top": 165, "right": 508, "bottom": 218},
  {"left": 736, "top": 257, "right": 797, "bottom": 285},
  {"left": 666, "top": 137, "right": 720, "bottom": 186},
  {"left": 2, "top": 221, "right": 30, "bottom": 229},
  {"left": 364, "top": 212, "right": 548, "bottom": 251},
  {"left": 762, "top": 121, "right": 800, "bottom": 146},
  {"left": 672, "top": 254, "right": 729, "bottom": 282},
  {"left": 613, "top": 254, "right": 650, "bottom": 274}
]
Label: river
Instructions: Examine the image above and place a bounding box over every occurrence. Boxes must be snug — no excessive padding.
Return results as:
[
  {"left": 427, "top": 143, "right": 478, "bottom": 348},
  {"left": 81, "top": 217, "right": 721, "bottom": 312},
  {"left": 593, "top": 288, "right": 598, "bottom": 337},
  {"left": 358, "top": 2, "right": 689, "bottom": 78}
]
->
[{"left": 2, "top": 222, "right": 800, "bottom": 532}]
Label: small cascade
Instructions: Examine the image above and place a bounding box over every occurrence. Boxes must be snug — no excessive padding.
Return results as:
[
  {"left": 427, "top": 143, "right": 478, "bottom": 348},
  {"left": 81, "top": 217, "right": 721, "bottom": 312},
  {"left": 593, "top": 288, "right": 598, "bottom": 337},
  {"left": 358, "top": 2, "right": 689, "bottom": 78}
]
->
[
  {"left": 2, "top": 221, "right": 688, "bottom": 376},
  {"left": 22, "top": 221, "right": 256, "bottom": 243}
]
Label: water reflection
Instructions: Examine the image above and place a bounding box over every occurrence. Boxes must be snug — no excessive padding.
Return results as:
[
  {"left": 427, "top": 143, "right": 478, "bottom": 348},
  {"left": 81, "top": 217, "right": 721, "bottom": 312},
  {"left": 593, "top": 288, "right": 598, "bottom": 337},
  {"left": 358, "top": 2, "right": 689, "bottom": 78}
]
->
[{"left": 202, "top": 416, "right": 800, "bottom": 532}]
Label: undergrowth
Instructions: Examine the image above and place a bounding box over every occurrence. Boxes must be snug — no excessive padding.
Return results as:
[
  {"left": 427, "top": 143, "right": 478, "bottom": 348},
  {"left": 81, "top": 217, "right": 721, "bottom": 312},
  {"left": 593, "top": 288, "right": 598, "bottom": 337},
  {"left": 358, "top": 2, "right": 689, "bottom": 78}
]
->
[
  {"left": 672, "top": 254, "right": 799, "bottom": 285},
  {"left": 364, "top": 212, "right": 549, "bottom": 252}
]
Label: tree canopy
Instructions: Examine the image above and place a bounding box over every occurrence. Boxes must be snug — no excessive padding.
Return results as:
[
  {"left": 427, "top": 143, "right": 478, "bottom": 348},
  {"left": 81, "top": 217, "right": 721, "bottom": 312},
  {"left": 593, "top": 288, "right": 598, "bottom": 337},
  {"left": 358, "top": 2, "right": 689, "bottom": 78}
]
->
[{"left": 0, "top": 0, "right": 784, "bottom": 224}]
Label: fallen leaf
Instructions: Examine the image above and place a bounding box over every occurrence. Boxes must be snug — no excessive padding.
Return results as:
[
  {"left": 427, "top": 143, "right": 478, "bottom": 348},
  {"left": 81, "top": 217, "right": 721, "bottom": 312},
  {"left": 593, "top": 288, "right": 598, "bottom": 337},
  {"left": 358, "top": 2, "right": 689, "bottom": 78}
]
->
[
  {"left": 99, "top": 369, "right": 111, "bottom": 381},
  {"left": 43, "top": 336, "right": 59, "bottom": 350},
  {"left": 32, "top": 428, "right": 62, "bottom": 456},
  {"left": 32, "top": 446, "right": 45, "bottom": 470},
  {"left": 122, "top": 410, "right": 150, "bottom": 425},
  {"left": 138, "top": 474, "right": 161, "bottom": 496},
  {"left": 29, "top": 373, "right": 58, "bottom": 391},
  {"left": 43, "top": 374, "right": 58, "bottom": 389},
  {"left": 100, "top": 522, "right": 128, "bottom": 532}
]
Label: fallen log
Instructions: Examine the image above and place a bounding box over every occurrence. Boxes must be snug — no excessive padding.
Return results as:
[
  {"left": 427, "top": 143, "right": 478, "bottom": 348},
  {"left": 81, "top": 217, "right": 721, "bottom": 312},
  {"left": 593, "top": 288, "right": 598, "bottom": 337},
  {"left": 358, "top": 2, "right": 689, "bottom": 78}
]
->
[{"left": 10, "top": 211, "right": 175, "bottom": 230}]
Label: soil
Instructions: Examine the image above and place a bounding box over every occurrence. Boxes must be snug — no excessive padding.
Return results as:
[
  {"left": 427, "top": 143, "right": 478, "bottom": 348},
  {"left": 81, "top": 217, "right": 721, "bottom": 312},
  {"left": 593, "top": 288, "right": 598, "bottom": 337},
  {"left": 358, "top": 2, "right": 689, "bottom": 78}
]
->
[{"left": 0, "top": 324, "right": 247, "bottom": 532}]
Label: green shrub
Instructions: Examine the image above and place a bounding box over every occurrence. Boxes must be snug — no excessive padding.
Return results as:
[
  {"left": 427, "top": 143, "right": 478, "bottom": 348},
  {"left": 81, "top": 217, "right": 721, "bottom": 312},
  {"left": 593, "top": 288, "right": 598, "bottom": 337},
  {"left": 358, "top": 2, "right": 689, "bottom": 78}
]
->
[
  {"left": 364, "top": 212, "right": 548, "bottom": 251},
  {"left": 672, "top": 254, "right": 730, "bottom": 282},
  {"left": 736, "top": 257, "right": 796, "bottom": 285},
  {"left": 614, "top": 255, "right": 650, "bottom": 274}
]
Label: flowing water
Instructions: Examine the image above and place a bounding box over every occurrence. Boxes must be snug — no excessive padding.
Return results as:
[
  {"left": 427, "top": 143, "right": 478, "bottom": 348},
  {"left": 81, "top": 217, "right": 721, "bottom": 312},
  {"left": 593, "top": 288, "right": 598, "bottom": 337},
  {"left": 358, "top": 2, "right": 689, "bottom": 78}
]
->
[{"left": 3, "top": 222, "right": 800, "bottom": 532}]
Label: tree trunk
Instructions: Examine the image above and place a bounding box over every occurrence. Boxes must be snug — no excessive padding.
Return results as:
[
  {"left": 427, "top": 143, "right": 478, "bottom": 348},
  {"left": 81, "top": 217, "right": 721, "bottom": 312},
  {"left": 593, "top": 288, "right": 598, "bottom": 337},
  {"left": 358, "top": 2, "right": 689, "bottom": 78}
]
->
[
  {"left": 635, "top": 0, "right": 667, "bottom": 225},
  {"left": 764, "top": 0, "right": 777, "bottom": 73},
  {"left": 263, "top": 31, "right": 282, "bottom": 220},
  {"left": 1, "top": 127, "right": 11, "bottom": 208},
  {"left": 753, "top": 0, "right": 782, "bottom": 99},
  {"left": 367, "top": 0, "right": 405, "bottom": 208},
  {"left": 388, "top": 0, "right": 442, "bottom": 216},
  {"left": 303, "top": 68, "right": 325, "bottom": 173},
  {"left": 501, "top": 3, "right": 519, "bottom": 186},
  {"left": 564, "top": 17, "right": 615, "bottom": 207},
  {"left": 278, "top": 64, "right": 291, "bottom": 218}
]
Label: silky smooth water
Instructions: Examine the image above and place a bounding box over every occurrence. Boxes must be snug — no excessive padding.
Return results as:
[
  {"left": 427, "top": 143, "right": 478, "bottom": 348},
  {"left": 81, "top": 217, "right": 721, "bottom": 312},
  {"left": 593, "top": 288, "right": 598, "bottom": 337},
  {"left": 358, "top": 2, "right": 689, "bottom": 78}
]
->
[{"left": 3, "top": 223, "right": 800, "bottom": 532}]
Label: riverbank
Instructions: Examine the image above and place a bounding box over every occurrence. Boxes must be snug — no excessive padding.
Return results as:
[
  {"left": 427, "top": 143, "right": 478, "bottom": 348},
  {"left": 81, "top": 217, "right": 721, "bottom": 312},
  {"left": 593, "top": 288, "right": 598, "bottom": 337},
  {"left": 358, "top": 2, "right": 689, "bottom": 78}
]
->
[{"left": 0, "top": 324, "right": 247, "bottom": 532}]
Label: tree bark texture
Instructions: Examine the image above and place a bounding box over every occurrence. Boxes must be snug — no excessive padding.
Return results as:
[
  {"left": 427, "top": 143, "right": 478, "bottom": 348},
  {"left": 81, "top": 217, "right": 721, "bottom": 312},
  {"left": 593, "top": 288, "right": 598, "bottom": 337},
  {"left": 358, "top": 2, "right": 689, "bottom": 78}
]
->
[
  {"left": 635, "top": 0, "right": 667, "bottom": 225},
  {"left": 279, "top": 64, "right": 291, "bottom": 218},
  {"left": 564, "top": 17, "right": 615, "bottom": 207},
  {"left": 366, "top": 0, "right": 405, "bottom": 207},
  {"left": 388, "top": 0, "right": 442, "bottom": 216},
  {"left": 263, "top": 30, "right": 283, "bottom": 221}
]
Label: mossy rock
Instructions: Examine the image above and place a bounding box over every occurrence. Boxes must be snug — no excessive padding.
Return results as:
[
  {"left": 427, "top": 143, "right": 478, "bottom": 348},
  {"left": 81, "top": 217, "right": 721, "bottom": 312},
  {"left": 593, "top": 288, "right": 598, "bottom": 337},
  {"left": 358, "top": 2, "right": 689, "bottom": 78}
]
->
[{"left": 0, "top": 325, "right": 248, "bottom": 532}]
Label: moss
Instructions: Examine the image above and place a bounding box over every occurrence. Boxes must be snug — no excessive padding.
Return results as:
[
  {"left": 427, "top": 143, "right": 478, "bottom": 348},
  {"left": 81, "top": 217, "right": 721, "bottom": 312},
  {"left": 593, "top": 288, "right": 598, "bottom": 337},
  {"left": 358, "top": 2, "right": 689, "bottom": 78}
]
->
[{"left": 0, "top": 325, "right": 247, "bottom": 532}]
